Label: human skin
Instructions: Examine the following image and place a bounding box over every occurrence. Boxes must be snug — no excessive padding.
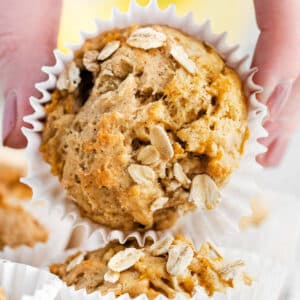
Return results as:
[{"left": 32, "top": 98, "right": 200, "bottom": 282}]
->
[{"left": 0, "top": 0, "right": 299, "bottom": 167}]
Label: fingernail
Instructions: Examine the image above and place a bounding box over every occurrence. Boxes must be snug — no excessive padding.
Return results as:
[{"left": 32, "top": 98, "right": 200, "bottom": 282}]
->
[
  {"left": 2, "top": 90, "right": 17, "bottom": 145},
  {"left": 267, "top": 80, "right": 294, "bottom": 120},
  {"left": 263, "top": 136, "right": 289, "bottom": 167}
]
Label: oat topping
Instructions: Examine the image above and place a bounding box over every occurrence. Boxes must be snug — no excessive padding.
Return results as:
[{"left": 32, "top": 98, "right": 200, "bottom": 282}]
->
[
  {"left": 98, "top": 40, "right": 121, "bottom": 61},
  {"left": 127, "top": 27, "right": 166, "bottom": 50},
  {"left": 56, "top": 62, "right": 81, "bottom": 92},
  {"left": 150, "top": 197, "right": 169, "bottom": 212},
  {"left": 149, "top": 125, "right": 174, "bottom": 160},
  {"left": 189, "top": 174, "right": 220, "bottom": 209},
  {"left": 104, "top": 269, "right": 120, "bottom": 283},
  {"left": 165, "top": 180, "right": 181, "bottom": 192},
  {"left": 170, "top": 44, "right": 197, "bottom": 74},
  {"left": 83, "top": 50, "right": 100, "bottom": 72},
  {"left": 173, "top": 163, "right": 191, "bottom": 186},
  {"left": 149, "top": 236, "right": 174, "bottom": 256},
  {"left": 50, "top": 236, "right": 249, "bottom": 300},
  {"left": 137, "top": 145, "right": 160, "bottom": 165},
  {"left": 166, "top": 242, "right": 193, "bottom": 275},
  {"left": 219, "top": 260, "right": 245, "bottom": 280},
  {"left": 128, "top": 164, "right": 156, "bottom": 185},
  {"left": 66, "top": 252, "right": 86, "bottom": 272},
  {"left": 108, "top": 248, "right": 143, "bottom": 272}
]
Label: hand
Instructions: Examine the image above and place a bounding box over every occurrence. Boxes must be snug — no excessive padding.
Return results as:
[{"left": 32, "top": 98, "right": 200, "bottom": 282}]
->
[
  {"left": 0, "top": 0, "right": 61, "bottom": 148},
  {"left": 253, "top": 0, "right": 300, "bottom": 167}
]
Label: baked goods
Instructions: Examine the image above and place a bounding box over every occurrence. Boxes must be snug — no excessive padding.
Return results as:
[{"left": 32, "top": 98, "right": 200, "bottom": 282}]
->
[
  {"left": 41, "top": 25, "right": 248, "bottom": 230},
  {"left": 0, "top": 148, "right": 32, "bottom": 200},
  {"left": 50, "top": 235, "right": 249, "bottom": 299},
  {"left": 240, "top": 198, "right": 268, "bottom": 229},
  {"left": 0, "top": 187, "right": 48, "bottom": 250},
  {"left": 0, "top": 289, "right": 7, "bottom": 300}
]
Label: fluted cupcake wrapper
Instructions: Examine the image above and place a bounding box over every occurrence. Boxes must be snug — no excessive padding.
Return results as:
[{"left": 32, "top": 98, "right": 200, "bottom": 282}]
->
[
  {"left": 0, "top": 260, "right": 62, "bottom": 300},
  {"left": 0, "top": 201, "right": 73, "bottom": 268},
  {"left": 22, "top": 0, "right": 267, "bottom": 245}
]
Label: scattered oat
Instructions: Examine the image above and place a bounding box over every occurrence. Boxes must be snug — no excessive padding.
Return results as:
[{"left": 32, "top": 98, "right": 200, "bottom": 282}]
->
[
  {"left": 150, "top": 197, "right": 169, "bottom": 212},
  {"left": 57, "top": 62, "right": 81, "bottom": 92},
  {"left": 104, "top": 270, "right": 120, "bottom": 283},
  {"left": 173, "top": 163, "right": 191, "bottom": 186},
  {"left": 206, "top": 242, "right": 223, "bottom": 259},
  {"left": 165, "top": 180, "right": 181, "bottom": 193},
  {"left": 102, "top": 69, "right": 114, "bottom": 77},
  {"left": 108, "top": 248, "right": 143, "bottom": 272},
  {"left": 189, "top": 174, "right": 220, "bottom": 209},
  {"left": 219, "top": 260, "right": 245, "bottom": 280},
  {"left": 150, "top": 125, "right": 174, "bottom": 160},
  {"left": 83, "top": 50, "right": 100, "bottom": 72},
  {"left": 157, "top": 162, "right": 167, "bottom": 179},
  {"left": 137, "top": 145, "right": 160, "bottom": 165},
  {"left": 149, "top": 236, "right": 174, "bottom": 256},
  {"left": 243, "top": 272, "right": 253, "bottom": 285},
  {"left": 127, "top": 27, "right": 166, "bottom": 50},
  {"left": 240, "top": 198, "right": 269, "bottom": 229},
  {"left": 66, "top": 252, "right": 86, "bottom": 272},
  {"left": 170, "top": 44, "right": 197, "bottom": 74},
  {"left": 128, "top": 164, "right": 155, "bottom": 185},
  {"left": 98, "top": 40, "right": 120, "bottom": 61},
  {"left": 166, "top": 242, "right": 193, "bottom": 275}
]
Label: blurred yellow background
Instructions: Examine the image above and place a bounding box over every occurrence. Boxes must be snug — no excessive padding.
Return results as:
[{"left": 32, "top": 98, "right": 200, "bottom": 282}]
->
[{"left": 58, "top": 0, "right": 257, "bottom": 53}]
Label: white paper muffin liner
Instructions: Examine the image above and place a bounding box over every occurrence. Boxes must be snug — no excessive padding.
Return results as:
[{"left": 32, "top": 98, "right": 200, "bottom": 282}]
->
[
  {"left": 0, "top": 260, "right": 62, "bottom": 300},
  {"left": 176, "top": 189, "right": 300, "bottom": 272},
  {"left": 21, "top": 0, "right": 267, "bottom": 244},
  {"left": 0, "top": 201, "right": 73, "bottom": 268},
  {"left": 50, "top": 243, "right": 285, "bottom": 300}
]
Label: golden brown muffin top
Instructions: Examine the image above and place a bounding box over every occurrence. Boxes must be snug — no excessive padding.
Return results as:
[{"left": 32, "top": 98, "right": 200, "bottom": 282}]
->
[
  {"left": 50, "top": 235, "right": 250, "bottom": 299},
  {"left": 41, "top": 25, "right": 248, "bottom": 230}
]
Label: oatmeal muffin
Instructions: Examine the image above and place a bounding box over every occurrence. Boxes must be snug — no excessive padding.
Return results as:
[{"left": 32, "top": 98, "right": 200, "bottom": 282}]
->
[
  {"left": 41, "top": 25, "right": 248, "bottom": 230},
  {"left": 0, "top": 186, "right": 48, "bottom": 250},
  {"left": 50, "top": 235, "right": 249, "bottom": 299},
  {"left": 0, "top": 148, "right": 32, "bottom": 199},
  {"left": 0, "top": 289, "right": 7, "bottom": 300}
]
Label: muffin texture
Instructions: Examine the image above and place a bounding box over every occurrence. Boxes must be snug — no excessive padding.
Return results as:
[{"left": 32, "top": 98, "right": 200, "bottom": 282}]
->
[
  {"left": 0, "top": 162, "right": 32, "bottom": 200},
  {"left": 50, "top": 235, "right": 248, "bottom": 299},
  {"left": 0, "top": 185, "right": 48, "bottom": 250},
  {"left": 41, "top": 25, "right": 248, "bottom": 230}
]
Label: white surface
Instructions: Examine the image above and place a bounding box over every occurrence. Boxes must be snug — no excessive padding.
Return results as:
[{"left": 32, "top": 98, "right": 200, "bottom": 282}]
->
[{"left": 257, "top": 130, "right": 300, "bottom": 197}]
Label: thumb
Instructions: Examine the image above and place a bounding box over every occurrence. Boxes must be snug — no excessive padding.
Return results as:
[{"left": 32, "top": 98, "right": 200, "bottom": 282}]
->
[{"left": 0, "top": 0, "right": 62, "bottom": 148}]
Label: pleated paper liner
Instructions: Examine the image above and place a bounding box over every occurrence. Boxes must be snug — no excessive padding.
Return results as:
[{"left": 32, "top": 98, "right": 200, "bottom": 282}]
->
[
  {"left": 0, "top": 201, "right": 73, "bottom": 268},
  {"left": 22, "top": 0, "right": 267, "bottom": 244},
  {"left": 0, "top": 260, "right": 62, "bottom": 300}
]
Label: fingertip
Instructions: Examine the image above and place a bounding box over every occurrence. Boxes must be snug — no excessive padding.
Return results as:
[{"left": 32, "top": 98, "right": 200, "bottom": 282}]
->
[
  {"left": 2, "top": 88, "right": 33, "bottom": 149},
  {"left": 3, "top": 127, "right": 27, "bottom": 149},
  {"left": 257, "top": 136, "right": 289, "bottom": 168}
]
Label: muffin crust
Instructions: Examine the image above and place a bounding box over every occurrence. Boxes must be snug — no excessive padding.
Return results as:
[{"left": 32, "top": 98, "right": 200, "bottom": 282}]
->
[{"left": 50, "top": 235, "right": 247, "bottom": 299}]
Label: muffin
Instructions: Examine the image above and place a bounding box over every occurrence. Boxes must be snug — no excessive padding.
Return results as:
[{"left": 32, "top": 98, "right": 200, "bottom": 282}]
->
[
  {"left": 0, "top": 185, "right": 48, "bottom": 250},
  {"left": 41, "top": 25, "right": 248, "bottom": 231},
  {"left": 0, "top": 148, "right": 32, "bottom": 199},
  {"left": 50, "top": 235, "right": 249, "bottom": 299},
  {"left": 0, "top": 289, "right": 7, "bottom": 300}
]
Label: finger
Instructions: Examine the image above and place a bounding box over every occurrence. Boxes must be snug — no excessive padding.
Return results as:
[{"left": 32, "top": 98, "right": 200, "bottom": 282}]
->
[
  {"left": 0, "top": 0, "right": 62, "bottom": 148},
  {"left": 252, "top": 0, "right": 300, "bottom": 103},
  {"left": 257, "top": 75, "right": 300, "bottom": 166}
]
